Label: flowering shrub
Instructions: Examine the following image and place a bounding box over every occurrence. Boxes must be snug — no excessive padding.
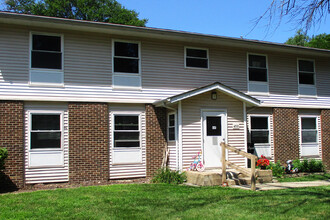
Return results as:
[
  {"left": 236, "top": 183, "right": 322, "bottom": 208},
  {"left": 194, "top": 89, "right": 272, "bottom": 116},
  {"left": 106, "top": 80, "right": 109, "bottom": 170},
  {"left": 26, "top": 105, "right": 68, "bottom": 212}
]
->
[{"left": 256, "top": 155, "right": 270, "bottom": 168}]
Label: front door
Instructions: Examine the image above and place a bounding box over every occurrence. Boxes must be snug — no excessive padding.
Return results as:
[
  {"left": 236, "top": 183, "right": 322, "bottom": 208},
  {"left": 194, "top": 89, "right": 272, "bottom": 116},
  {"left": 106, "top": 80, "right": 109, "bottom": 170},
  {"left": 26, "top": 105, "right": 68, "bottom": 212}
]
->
[{"left": 202, "top": 111, "right": 226, "bottom": 168}]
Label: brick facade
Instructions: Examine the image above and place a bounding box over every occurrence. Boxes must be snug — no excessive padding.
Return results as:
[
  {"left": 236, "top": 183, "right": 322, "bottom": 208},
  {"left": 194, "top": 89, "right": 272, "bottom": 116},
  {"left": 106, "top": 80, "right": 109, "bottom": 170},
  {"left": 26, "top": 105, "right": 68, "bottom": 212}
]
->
[
  {"left": 0, "top": 101, "right": 24, "bottom": 190},
  {"left": 273, "top": 108, "right": 299, "bottom": 164},
  {"left": 145, "top": 104, "right": 167, "bottom": 177},
  {"left": 321, "top": 110, "right": 330, "bottom": 170},
  {"left": 68, "top": 103, "right": 109, "bottom": 183}
]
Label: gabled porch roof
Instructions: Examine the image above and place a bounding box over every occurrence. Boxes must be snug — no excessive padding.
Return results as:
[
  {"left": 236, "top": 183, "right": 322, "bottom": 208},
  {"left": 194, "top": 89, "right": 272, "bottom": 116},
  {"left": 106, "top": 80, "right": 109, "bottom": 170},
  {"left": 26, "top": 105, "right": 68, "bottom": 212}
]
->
[{"left": 154, "top": 82, "right": 261, "bottom": 106}]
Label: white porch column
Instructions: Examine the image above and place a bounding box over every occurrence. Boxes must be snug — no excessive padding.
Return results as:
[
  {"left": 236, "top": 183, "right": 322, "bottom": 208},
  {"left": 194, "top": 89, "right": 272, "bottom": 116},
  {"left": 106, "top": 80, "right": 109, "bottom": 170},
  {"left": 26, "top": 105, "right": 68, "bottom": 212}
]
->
[{"left": 178, "top": 101, "right": 183, "bottom": 170}]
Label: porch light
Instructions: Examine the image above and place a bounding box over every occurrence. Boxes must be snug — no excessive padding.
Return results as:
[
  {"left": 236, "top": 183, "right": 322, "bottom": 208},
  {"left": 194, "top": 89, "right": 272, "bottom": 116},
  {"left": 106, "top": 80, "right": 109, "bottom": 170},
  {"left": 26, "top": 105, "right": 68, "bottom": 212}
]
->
[{"left": 211, "top": 91, "right": 217, "bottom": 100}]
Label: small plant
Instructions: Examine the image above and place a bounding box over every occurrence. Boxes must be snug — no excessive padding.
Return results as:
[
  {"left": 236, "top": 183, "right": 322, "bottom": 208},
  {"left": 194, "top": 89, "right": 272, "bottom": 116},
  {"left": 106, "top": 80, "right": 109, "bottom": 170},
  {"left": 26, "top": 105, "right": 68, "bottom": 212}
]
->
[
  {"left": 293, "top": 159, "right": 324, "bottom": 173},
  {"left": 256, "top": 155, "right": 270, "bottom": 168},
  {"left": 152, "top": 167, "right": 186, "bottom": 184},
  {"left": 267, "top": 161, "right": 285, "bottom": 177},
  {"left": 0, "top": 147, "right": 8, "bottom": 170}
]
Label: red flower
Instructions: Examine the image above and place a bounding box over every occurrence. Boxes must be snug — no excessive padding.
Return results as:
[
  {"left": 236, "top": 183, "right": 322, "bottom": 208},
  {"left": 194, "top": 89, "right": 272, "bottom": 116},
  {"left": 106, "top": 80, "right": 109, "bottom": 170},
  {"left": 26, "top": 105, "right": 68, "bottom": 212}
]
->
[{"left": 256, "top": 155, "right": 270, "bottom": 167}]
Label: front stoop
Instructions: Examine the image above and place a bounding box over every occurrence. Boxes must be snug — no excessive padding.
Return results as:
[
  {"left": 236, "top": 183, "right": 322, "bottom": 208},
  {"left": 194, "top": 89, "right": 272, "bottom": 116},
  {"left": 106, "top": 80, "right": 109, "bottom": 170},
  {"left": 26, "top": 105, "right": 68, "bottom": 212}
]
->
[{"left": 185, "top": 169, "right": 273, "bottom": 186}]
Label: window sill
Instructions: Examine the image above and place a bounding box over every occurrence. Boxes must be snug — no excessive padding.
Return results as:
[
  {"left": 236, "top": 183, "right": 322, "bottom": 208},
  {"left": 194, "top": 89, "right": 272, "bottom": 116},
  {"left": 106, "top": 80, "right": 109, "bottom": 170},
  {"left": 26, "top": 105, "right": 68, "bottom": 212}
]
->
[
  {"left": 247, "top": 92, "right": 269, "bottom": 96},
  {"left": 29, "top": 83, "right": 64, "bottom": 88},
  {"left": 27, "top": 165, "right": 65, "bottom": 169},
  {"left": 298, "top": 95, "right": 317, "bottom": 99}
]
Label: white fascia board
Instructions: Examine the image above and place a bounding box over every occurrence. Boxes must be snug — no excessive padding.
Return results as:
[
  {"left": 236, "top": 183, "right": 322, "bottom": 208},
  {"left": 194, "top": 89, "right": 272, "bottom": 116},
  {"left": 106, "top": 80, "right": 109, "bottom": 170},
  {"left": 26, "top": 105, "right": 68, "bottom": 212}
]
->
[
  {"left": 0, "top": 95, "right": 156, "bottom": 104},
  {"left": 260, "top": 103, "right": 330, "bottom": 109},
  {"left": 169, "top": 84, "right": 260, "bottom": 106}
]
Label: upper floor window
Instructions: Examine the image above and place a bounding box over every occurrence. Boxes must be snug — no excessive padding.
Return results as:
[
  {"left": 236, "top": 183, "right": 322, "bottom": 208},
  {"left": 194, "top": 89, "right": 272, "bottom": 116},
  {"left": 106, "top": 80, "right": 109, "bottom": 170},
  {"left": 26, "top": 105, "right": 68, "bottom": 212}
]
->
[
  {"left": 113, "top": 40, "right": 141, "bottom": 89},
  {"left": 185, "top": 47, "right": 208, "bottom": 69},
  {"left": 30, "top": 33, "right": 63, "bottom": 85},
  {"left": 114, "top": 41, "right": 139, "bottom": 73},
  {"left": 168, "top": 113, "right": 176, "bottom": 141},
  {"left": 298, "top": 59, "right": 316, "bottom": 96},
  {"left": 248, "top": 54, "right": 269, "bottom": 94},
  {"left": 31, "top": 34, "right": 62, "bottom": 70}
]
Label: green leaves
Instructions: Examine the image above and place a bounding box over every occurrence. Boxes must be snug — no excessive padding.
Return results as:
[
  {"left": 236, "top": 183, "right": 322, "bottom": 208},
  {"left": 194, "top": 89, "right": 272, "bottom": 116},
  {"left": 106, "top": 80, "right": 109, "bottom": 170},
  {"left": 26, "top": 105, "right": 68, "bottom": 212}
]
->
[
  {"left": 5, "top": 0, "right": 148, "bottom": 26},
  {"left": 0, "top": 147, "right": 8, "bottom": 170},
  {"left": 285, "top": 30, "right": 330, "bottom": 49}
]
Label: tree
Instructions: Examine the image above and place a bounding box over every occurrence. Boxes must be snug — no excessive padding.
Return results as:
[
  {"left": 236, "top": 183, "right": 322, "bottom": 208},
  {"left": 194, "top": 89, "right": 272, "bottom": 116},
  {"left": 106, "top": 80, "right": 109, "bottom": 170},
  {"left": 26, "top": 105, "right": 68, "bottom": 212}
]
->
[
  {"left": 3, "top": 0, "right": 147, "bottom": 26},
  {"left": 285, "top": 30, "right": 330, "bottom": 49},
  {"left": 253, "top": 0, "right": 329, "bottom": 33}
]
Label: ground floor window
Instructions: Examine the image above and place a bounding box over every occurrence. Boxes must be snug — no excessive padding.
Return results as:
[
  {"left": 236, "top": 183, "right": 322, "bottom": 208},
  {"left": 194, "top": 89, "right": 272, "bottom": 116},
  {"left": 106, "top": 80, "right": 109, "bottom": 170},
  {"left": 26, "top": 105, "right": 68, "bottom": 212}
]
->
[
  {"left": 300, "top": 116, "right": 319, "bottom": 156},
  {"left": 113, "top": 115, "right": 140, "bottom": 148},
  {"left": 168, "top": 113, "right": 176, "bottom": 141},
  {"left": 249, "top": 115, "right": 271, "bottom": 157},
  {"left": 30, "top": 113, "right": 62, "bottom": 149}
]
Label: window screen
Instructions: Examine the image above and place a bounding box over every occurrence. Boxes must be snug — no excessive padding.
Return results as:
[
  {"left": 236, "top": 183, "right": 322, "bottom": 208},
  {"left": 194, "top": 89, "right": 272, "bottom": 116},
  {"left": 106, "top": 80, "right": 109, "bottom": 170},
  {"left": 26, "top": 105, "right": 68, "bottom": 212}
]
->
[
  {"left": 301, "top": 117, "right": 317, "bottom": 143},
  {"left": 186, "top": 48, "right": 208, "bottom": 68}
]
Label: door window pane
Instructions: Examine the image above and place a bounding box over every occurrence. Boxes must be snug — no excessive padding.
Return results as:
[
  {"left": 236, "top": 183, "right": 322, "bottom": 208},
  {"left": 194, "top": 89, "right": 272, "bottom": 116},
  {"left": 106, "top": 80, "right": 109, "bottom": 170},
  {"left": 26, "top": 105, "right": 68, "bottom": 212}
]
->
[
  {"left": 250, "top": 116, "right": 269, "bottom": 144},
  {"left": 301, "top": 117, "right": 318, "bottom": 143},
  {"left": 168, "top": 114, "right": 176, "bottom": 141},
  {"left": 32, "top": 115, "right": 60, "bottom": 130},
  {"left": 302, "top": 118, "right": 316, "bottom": 129},
  {"left": 31, "top": 132, "right": 61, "bottom": 149},
  {"left": 206, "top": 116, "right": 221, "bottom": 136},
  {"left": 251, "top": 131, "right": 269, "bottom": 143},
  {"left": 302, "top": 131, "right": 317, "bottom": 143}
]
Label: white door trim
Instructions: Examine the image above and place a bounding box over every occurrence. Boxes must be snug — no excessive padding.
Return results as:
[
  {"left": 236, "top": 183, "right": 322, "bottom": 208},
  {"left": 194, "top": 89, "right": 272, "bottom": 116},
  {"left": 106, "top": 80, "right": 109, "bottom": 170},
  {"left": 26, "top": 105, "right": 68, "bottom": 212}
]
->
[{"left": 201, "top": 109, "right": 228, "bottom": 168}]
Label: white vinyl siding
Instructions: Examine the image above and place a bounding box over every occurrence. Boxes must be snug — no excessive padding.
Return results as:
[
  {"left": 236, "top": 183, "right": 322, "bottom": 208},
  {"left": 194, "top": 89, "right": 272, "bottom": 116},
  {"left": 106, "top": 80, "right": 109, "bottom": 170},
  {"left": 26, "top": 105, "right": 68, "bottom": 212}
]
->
[
  {"left": 181, "top": 91, "right": 246, "bottom": 169},
  {"left": 109, "top": 104, "right": 146, "bottom": 179},
  {"left": 1, "top": 24, "right": 330, "bottom": 107},
  {"left": 24, "top": 102, "right": 69, "bottom": 184}
]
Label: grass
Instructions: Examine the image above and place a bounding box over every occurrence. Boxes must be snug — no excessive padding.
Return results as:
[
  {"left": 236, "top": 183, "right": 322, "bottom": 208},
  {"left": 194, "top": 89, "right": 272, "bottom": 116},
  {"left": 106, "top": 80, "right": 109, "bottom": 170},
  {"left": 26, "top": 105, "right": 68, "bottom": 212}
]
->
[
  {"left": 277, "top": 173, "right": 330, "bottom": 182},
  {"left": 1, "top": 184, "right": 329, "bottom": 219}
]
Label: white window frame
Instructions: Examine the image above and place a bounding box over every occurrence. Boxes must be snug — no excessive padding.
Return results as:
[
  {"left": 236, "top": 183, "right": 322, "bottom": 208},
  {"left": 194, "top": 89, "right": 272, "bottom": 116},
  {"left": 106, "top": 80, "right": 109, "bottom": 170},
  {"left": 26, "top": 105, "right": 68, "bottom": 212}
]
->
[
  {"left": 247, "top": 53, "right": 269, "bottom": 94},
  {"left": 29, "top": 32, "right": 64, "bottom": 87},
  {"left": 112, "top": 113, "right": 141, "bottom": 149},
  {"left": 28, "top": 110, "right": 64, "bottom": 151},
  {"left": 112, "top": 39, "right": 141, "bottom": 89},
  {"left": 184, "top": 46, "right": 209, "bottom": 69},
  {"left": 249, "top": 115, "right": 271, "bottom": 157},
  {"left": 167, "top": 112, "right": 176, "bottom": 142},
  {"left": 299, "top": 115, "right": 320, "bottom": 157},
  {"left": 297, "top": 58, "right": 317, "bottom": 97}
]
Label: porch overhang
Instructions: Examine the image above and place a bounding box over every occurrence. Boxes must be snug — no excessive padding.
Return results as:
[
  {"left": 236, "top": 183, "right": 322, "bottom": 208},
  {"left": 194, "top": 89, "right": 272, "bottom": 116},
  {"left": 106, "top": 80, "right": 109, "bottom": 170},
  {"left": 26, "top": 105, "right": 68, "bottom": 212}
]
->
[{"left": 154, "top": 82, "right": 261, "bottom": 107}]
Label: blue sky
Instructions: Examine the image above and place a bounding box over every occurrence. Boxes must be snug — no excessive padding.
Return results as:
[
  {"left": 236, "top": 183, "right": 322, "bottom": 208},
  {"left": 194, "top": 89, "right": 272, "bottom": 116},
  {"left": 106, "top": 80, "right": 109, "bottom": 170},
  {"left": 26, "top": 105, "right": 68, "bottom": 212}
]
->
[{"left": 119, "top": 0, "right": 329, "bottom": 43}]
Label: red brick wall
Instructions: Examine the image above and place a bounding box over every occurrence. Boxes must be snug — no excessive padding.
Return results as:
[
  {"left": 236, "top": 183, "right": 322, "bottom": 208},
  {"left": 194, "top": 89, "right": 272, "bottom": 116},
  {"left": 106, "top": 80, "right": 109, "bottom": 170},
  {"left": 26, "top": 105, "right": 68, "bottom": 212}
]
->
[
  {"left": 0, "top": 101, "right": 24, "bottom": 189},
  {"left": 145, "top": 104, "right": 167, "bottom": 177},
  {"left": 273, "top": 108, "right": 299, "bottom": 164},
  {"left": 321, "top": 110, "right": 330, "bottom": 170},
  {"left": 68, "top": 103, "right": 109, "bottom": 183}
]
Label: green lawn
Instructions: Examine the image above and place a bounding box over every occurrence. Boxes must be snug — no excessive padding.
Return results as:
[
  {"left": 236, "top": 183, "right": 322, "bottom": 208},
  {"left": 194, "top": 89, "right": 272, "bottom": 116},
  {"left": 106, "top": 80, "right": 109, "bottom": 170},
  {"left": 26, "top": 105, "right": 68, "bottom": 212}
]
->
[
  {"left": 1, "top": 184, "right": 329, "bottom": 219},
  {"left": 277, "top": 173, "right": 330, "bottom": 182}
]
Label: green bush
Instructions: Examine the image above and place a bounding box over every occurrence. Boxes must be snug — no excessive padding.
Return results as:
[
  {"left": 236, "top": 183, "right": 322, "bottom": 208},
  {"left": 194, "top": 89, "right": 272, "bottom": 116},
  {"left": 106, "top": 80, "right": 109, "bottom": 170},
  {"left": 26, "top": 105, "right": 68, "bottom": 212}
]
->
[
  {"left": 0, "top": 147, "right": 8, "bottom": 170},
  {"left": 293, "top": 159, "right": 324, "bottom": 173},
  {"left": 152, "top": 167, "right": 186, "bottom": 184},
  {"left": 267, "top": 161, "right": 285, "bottom": 177}
]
